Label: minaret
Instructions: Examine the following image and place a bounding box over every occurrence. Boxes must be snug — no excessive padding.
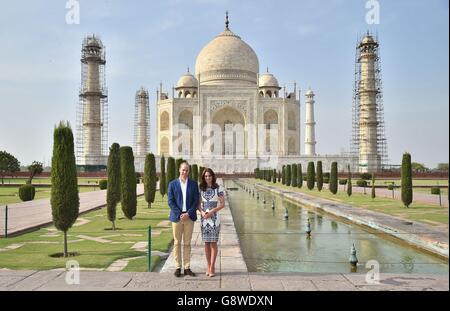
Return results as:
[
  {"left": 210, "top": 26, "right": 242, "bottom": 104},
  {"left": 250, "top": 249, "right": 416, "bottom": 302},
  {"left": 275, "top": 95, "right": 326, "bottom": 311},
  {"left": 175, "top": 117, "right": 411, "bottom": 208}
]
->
[
  {"left": 304, "top": 89, "right": 316, "bottom": 156},
  {"left": 78, "top": 35, "right": 108, "bottom": 166},
  {"left": 134, "top": 87, "right": 150, "bottom": 157},
  {"left": 357, "top": 34, "right": 380, "bottom": 172}
]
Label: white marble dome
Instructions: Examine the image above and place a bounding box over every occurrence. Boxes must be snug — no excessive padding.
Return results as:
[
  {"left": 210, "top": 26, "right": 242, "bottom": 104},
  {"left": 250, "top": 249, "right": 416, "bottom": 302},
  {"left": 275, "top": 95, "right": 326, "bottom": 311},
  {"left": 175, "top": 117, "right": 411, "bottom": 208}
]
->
[
  {"left": 259, "top": 72, "right": 279, "bottom": 88},
  {"left": 195, "top": 28, "right": 259, "bottom": 86},
  {"left": 176, "top": 71, "right": 198, "bottom": 88}
]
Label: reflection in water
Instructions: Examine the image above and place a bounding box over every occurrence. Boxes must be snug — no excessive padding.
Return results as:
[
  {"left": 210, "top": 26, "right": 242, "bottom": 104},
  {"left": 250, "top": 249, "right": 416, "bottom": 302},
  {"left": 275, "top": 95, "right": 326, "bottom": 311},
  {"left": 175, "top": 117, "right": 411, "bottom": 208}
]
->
[{"left": 227, "top": 179, "right": 449, "bottom": 274}]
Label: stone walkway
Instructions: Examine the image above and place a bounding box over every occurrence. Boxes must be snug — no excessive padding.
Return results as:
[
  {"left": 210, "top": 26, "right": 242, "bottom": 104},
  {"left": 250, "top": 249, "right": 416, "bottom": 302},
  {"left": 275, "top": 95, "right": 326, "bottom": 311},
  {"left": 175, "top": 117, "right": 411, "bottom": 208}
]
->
[
  {"left": 250, "top": 181, "right": 449, "bottom": 258},
  {"left": 0, "top": 185, "right": 144, "bottom": 237}
]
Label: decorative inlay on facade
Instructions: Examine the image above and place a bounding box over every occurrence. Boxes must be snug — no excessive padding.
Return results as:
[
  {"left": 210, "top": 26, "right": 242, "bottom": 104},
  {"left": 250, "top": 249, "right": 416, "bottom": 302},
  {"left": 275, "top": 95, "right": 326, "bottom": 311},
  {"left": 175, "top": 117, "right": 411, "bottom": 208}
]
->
[{"left": 209, "top": 100, "right": 248, "bottom": 115}]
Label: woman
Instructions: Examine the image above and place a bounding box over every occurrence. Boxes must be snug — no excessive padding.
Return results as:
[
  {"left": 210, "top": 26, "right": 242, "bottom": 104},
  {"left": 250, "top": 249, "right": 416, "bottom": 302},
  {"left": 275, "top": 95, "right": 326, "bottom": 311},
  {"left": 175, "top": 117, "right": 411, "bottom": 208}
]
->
[{"left": 197, "top": 168, "right": 225, "bottom": 277}]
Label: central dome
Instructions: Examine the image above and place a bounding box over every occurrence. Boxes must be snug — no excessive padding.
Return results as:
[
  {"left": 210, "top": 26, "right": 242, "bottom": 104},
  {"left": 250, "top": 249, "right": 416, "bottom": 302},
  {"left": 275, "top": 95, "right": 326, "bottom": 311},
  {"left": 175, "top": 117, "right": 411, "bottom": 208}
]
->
[{"left": 195, "top": 27, "right": 259, "bottom": 86}]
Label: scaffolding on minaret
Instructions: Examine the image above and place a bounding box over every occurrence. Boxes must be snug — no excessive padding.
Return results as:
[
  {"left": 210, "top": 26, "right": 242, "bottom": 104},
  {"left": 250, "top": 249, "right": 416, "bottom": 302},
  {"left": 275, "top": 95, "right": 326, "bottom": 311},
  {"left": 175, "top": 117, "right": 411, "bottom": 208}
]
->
[
  {"left": 76, "top": 35, "right": 108, "bottom": 167},
  {"left": 350, "top": 33, "right": 388, "bottom": 171}
]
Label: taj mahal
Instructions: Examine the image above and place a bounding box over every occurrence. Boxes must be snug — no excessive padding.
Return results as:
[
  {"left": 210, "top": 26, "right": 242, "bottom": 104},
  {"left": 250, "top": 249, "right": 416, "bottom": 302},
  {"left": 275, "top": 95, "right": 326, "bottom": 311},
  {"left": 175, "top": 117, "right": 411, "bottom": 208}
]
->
[{"left": 77, "top": 13, "right": 386, "bottom": 174}]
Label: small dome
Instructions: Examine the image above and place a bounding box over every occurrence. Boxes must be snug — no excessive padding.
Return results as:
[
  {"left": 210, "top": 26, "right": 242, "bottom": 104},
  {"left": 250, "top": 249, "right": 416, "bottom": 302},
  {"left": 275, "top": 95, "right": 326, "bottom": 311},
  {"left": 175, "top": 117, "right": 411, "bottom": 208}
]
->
[
  {"left": 176, "top": 71, "right": 198, "bottom": 89},
  {"left": 85, "top": 36, "right": 102, "bottom": 48},
  {"left": 259, "top": 72, "right": 279, "bottom": 88},
  {"left": 305, "top": 89, "right": 314, "bottom": 96},
  {"left": 137, "top": 87, "right": 148, "bottom": 97},
  {"left": 361, "top": 35, "right": 376, "bottom": 44}
]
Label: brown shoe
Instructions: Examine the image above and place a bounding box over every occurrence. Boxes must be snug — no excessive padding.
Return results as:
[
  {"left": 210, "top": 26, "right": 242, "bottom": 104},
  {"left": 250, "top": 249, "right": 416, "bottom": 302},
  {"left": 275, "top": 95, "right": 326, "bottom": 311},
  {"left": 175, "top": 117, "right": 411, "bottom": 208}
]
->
[
  {"left": 174, "top": 268, "right": 182, "bottom": 277},
  {"left": 184, "top": 269, "right": 196, "bottom": 277}
]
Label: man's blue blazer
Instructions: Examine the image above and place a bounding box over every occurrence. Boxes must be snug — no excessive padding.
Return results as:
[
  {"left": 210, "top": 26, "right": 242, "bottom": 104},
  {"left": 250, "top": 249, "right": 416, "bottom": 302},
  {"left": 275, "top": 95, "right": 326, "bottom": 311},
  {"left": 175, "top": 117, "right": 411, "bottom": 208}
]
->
[{"left": 168, "top": 178, "right": 199, "bottom": 223}]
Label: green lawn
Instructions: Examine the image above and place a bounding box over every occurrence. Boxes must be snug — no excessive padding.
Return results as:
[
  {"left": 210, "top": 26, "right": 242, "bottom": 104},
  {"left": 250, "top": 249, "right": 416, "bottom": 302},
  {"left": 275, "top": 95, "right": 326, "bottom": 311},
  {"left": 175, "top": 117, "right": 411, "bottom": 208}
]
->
[
  {"left": 251, "top": 179, "right": 449, "bottom": 226},
  {"left": 0, "top": 186, "right": 97, "bottom": 205},
  {"left": 372, "top": 179, "right": 448, "bottom": 186},
  {"left": 0, "top": 194, "right": 172, "bottom": 271}
]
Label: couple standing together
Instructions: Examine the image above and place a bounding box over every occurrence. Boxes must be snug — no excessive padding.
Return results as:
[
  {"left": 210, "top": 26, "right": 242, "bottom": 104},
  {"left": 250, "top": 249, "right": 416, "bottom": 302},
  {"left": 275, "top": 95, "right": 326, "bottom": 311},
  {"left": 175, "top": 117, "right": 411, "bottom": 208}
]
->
[{"left": 168, "top": 161, "right": 224, "bottom": 278}]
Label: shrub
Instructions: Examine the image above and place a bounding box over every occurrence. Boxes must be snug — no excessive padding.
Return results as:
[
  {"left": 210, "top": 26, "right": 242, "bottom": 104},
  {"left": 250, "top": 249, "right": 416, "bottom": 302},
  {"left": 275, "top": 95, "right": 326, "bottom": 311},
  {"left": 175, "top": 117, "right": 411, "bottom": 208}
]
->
[
  {"left": 357, "top": 180, "right": 368, "bottom": 187},
  {"left": 120, "top": 146, "right": 137, "bottom": 220},
  {"left": 431, "top": 187, "right": 441, "bottom": 195},
  {"left": 323, "top": 177, "right": 329, "bottom": 184},
  {"left": 339, "top": 179, "right": 347, "bottom": 185},
  {"left": 387, "top": 184, "right": 395, "bottom": 190},
  {"left": 329, "top": 162, "right": 338, "bottom": 194},
  {"left": 307, "top": 162, "right": 315, "bottom": 190},
  {"left": 316, "top": 161, "right": 323, "bottom": 191},
  {"left": 401, "top": 153, "right": 413, "bottom": 208},
  {"left": 361, "top": 173, "right": 372, "bottom": 180},
  {"left": 106, "top": 142, "right": 121, "bottom": 230},
  {"left": 144, "top": 153, "right": 157, "bottom": 209},
  {"left": 347, "top": 164, "right": 352, "bottom": 197},
  {"left": 291, "top": 164, "right": 297, "bottom": 187},
  {"left": 19, "top": 184, "right": 35, "bottom": 201},
  {"left": 50, "top": 121, "right": 79, "bottom": 257},
  {"left": 99, "top": 179, "right": 107, "bottom": 190}
]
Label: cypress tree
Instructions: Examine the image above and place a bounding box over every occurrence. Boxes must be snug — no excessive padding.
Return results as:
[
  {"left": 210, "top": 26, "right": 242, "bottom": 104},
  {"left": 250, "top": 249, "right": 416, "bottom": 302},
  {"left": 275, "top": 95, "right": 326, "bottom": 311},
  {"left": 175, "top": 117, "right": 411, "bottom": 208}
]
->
[
  {"left": 401, "top": 153, "right": 413, "bottom": 208},
  {"left": 176, "top": 158, "right": 183, "bottom": 178},
  {"left": 144, "top": 153, "right": 157, "bottom": 209},
  {"left": 50, "top": 121, "right": 79, "bottom": 257},
  {"left": 317, "top": 161, "right": 323, "bottom": 192},
  {"left": 329, "top": 162, "right": 338, "bottom": 194},
  {"left": 297, "top": 164, "right": 303, "bottom": 188},
  {"left": 282, "top": 165, "right": 286, "bottom": 185},
  {"left": 307, "top": 161, "right": 315, "bottom": 190},
  {"left": 120, "top": 146, "right": 137, "bottom": 220},
  {"left": 347, "top": 164, "right": 352, "bottom": 197},
  {"left": 167, "top": 157, "right": 176, "bottom": 186},
  {"left": 291, "top": 164, "right": 298, "bottom": 187},
  {"left": 159, "top": 155, "right": 166, "bottom": 198},
  {"left": 286, "top": 164, "right": 291, "bottom": 186},
  {"left": 107, "top": 143, "right": 121, "bottom": 230},
  {"left": 188, "top": 164, "right": 192, "bottom": 179},
  {"left": 371, "top": 174, "right": 376, "bottom": 200},
  {"left": 192, "top": 164, "right": 199, "bottom": 182},
  {"left": 273, "top": 169, "right": 277, "bottom": 184},
  {"left": 255, "top": 168, "right": 260, "bottom": 180}
]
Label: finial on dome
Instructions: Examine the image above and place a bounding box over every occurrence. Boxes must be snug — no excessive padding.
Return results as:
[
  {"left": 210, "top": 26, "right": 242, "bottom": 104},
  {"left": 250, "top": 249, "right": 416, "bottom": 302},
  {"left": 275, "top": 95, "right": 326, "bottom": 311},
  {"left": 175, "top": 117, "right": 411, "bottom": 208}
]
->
[
  {"left": 187, "top": 67, "right": 190, "bottom": 73},
  {"left": 225, "top": 11, "right": 229, "bottom": 30},
  {"left": 266, "top": 67, "right": 269, "bottom": 73}
]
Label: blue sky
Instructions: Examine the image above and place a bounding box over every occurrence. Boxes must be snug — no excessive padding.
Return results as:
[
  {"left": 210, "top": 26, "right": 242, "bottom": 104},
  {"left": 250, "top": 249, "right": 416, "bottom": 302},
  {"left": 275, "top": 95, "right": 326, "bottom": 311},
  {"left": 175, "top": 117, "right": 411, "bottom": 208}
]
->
[{"left": 0, "top": 0, "right": 448, "bottom": 168}]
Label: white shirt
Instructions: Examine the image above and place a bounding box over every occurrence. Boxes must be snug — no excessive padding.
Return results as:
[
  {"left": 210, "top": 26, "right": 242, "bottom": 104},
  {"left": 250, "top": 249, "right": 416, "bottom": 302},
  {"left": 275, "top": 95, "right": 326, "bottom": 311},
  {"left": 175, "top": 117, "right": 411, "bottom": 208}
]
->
[{"left": 179, "top": 178, "right": 188, "bottom": 212}]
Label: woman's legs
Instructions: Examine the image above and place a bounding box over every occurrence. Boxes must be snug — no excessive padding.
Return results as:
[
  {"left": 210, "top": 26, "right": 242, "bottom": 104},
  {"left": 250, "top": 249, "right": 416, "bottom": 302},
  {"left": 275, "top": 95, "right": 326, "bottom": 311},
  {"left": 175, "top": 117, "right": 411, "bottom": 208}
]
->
[
  {"left": 204, "top": 242, "right": 211, "bottom": 275},
  {"left": 210, "top": 242, "right": 218, "bottom": 276}
]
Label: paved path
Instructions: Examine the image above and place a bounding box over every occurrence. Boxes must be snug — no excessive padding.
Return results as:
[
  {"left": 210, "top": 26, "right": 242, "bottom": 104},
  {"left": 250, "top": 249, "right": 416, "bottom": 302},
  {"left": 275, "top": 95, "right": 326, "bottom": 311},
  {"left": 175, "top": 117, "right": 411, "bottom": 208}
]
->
[
  {"left": 0, "top": 269, "right": 447, "bottom": 291},
  {"left": 0, "top": 185, "right": 144, "bottom": 237},
  {"left": 248, "top": 181, "right": 449, "bottom": 258}
]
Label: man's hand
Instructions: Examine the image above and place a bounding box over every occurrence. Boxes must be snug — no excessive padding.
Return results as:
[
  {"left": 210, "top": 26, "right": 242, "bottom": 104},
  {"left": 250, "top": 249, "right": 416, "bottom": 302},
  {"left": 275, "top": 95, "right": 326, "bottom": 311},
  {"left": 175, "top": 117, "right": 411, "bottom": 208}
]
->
[{"left": 180, "top": 213, "right": 189, "bottom": 222}]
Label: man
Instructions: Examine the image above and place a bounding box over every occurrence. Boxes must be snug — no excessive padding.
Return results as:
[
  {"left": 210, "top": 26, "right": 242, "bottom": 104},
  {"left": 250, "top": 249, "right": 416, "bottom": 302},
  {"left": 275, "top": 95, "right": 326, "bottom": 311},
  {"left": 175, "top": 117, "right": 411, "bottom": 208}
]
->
[{"left": 168, "top": 160, "right": 199, "bottom": 277}]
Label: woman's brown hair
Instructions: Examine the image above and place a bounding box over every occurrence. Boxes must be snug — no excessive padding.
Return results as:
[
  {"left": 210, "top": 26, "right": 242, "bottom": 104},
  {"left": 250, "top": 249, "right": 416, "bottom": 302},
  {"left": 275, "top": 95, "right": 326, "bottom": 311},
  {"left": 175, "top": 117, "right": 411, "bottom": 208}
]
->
[{"left": 199, "top": 168, "right": 219, "bottom": 191}]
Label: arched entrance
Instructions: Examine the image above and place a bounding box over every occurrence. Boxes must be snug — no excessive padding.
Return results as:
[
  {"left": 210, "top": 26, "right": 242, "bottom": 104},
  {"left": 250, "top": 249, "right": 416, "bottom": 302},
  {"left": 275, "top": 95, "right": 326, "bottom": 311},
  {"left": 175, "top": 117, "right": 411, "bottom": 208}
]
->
[{"left": 211, "top": 107, "right": 246, "bottom": 157}]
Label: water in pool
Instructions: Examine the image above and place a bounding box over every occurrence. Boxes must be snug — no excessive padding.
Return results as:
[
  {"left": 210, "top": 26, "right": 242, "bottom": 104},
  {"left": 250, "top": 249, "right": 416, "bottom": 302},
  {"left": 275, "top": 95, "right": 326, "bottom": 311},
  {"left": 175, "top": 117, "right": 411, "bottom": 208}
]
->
[{"left": 225, "top": 179, "right": 449, "bottom": 274}]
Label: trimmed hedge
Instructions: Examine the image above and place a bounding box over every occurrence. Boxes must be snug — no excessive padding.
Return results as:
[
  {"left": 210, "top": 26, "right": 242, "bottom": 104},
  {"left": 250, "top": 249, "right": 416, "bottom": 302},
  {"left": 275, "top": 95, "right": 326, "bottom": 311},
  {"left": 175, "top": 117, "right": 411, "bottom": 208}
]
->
[
  {"left": 99, "top": 179, "right": 108, "bottom": 190},
  {"left": 360, "top": 173, "right": 372, "bottom": 180},
  {"left": 357, "top": 180, "right": 368, "bottom": 187},
  {"left": 431, "top": 187, "right": 441, "bottom": 195},
  {"left": 19, "top": 184, "right": 35, "bottom": 201}
]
